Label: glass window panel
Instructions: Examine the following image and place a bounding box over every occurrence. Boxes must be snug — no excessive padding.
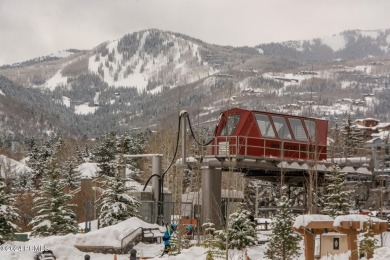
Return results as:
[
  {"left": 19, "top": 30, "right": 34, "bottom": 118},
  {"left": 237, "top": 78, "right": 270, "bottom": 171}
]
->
[
  {"left": 271, "top": 116, "right": 292, "bottom": 140},
  {"left": 288, "top": 118, "right": 308, "bottom": 141},
  {"left": 304, "top": 120, "right": 316, "bottom": 141},
  {"left": 255, "top": 114, "right": 276, "bottom": 138},
  {"left": 221, "top": 114, "right": 240, "bottom": 136}
]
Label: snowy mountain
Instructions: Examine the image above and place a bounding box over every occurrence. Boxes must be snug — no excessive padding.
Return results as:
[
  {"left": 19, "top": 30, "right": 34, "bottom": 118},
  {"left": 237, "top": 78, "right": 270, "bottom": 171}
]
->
[
  {"left": 0, "top": 28, "right": 390, "bottom": 139},
  {"left": 257, "top": 29, "right": 390, "bottom": 63}
]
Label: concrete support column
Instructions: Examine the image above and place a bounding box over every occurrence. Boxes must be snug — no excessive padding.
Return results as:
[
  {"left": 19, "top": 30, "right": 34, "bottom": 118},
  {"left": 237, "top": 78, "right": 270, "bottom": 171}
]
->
[
  {"left": 201, "top": 167, "right": 222, "bottom": 227},
  {"left": 152, "top": 155, "right": 162, "bottom": 224}
]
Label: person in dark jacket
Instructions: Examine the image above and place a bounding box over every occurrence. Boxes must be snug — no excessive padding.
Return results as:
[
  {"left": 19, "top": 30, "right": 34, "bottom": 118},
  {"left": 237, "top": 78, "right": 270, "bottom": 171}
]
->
[{"left": 186, "top": 224, "right": 193, "bottom": 240}]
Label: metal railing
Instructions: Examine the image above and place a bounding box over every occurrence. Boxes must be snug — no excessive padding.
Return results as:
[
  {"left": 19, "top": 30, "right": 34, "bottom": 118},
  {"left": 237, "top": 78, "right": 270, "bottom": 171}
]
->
[
  {"left": 120, "top": 227, "right": 164, "bottom": 249},
  {"left": 209, "top": 136, "right": 328, "bottom": 161}
]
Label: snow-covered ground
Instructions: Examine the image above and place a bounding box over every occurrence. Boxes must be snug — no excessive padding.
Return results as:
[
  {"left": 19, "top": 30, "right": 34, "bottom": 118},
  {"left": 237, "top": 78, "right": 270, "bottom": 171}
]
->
[{"left": 2, "top": 216, "right": 390, "bottom": 260}]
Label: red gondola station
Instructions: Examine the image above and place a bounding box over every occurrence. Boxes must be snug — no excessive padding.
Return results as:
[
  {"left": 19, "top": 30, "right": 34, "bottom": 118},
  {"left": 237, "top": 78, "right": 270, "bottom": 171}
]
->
[{"left": 211, "top": 108, "right": 328, "bottom": 161}]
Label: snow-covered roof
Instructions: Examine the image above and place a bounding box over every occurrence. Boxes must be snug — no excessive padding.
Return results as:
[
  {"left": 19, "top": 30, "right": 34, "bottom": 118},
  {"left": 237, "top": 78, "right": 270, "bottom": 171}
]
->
[
  {"left": 356, "top": 118, "right": 379, "bottom": 122},
  {"left": 293, "top": 214, "right": 333, "bottom": 229},
  {"left": 355, "top": 167, "right": 372, "bottom": 175},
  {"left": 333, "top": 214, "right": 387, "bottom": 230},
  {"left": 76, "top": 162, "right": 100, "bottom": 179},
  {"left": 340, "top": 166, "right": 356, "bottom": 173},
  {"left": 0, "top": 154, "right": 31, "bottom": 177}
]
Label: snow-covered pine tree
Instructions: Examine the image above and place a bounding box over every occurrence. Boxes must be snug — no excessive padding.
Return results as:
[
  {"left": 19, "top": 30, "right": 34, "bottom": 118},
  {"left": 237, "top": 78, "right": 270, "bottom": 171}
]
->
[
  {"left": 117, "top": 131, "right": 147, "bottom": 180},
  {"left": 358, "top": 216, "right": 378, "bottom": 258},
  {"left": 29, "top": 157, "right": 78, "bottom": 236},
  {"left": 167, "top": 228, "right": 180, "bottom": 256},
  {"left": 265, "top": 188, "right": 301, "bottom": 260},
  {"left": 202, "top": 222, "right": 224, "bottom": 260},
  {"left": 0, "top": 181, "right": 19, "bottom": 244},
  {"left": 98, "top": 155, "right": 141, "bottom": 228},
  {"left": 62, "top": 157, "right": 80, "bottom": 190},
  {"left": 94, "top": 131, "right": 117, "bottom": 177},
  {"left": 341, "top": 113, "right": 364, "bottom": 157},
  {"left": 244, "top": 179, "right": 256, "bottom": 216},
  {"left": 322, "top": 163, "right": 352, "bottom": 218},
  {"left": 118, "top": 132, "right": 137, "bottom": 175},
  {"left": 75, "top": 145, "right": 85, "bottom": 163},
  {"left": 219, "top": 203, "right": 257, "bottom": 250},
  {"left": 28, "top": 141, "right": 55, "bottom": 190}
]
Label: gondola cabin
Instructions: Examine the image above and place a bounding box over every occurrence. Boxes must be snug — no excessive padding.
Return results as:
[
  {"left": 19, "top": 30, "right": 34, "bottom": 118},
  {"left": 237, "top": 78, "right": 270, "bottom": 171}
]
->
[{"left": 211, "top": 108, "right": 328, "bottom": 161}]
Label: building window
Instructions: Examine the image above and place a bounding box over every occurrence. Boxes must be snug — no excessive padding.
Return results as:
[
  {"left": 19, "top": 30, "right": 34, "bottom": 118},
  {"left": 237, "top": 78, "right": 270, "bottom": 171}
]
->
[
  {"left": 271, "top": 116, "right": 292, "bottom": 140},
  {"left": 221, "top": 114, "right": 240, "bottom": 136},
  {"left": 288, "top": 118, "right": 308, "bottom": 141},
  {"left": 304, "top": 120, "right": 316, "bottom": 141},
  {"left": 255, "top": 114, "right": 276, "bottom": 138}
]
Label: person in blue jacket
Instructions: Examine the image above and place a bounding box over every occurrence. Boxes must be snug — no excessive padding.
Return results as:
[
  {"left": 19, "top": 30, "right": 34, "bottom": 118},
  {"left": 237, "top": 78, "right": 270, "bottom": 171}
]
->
[{"left": 161, "top": 223, "right": 177, "bottom": 256}]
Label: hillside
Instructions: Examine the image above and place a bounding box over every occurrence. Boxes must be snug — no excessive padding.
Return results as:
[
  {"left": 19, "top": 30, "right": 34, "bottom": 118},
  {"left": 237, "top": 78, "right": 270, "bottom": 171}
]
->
[{"left": 0, "top": 28, "right": 390, "bottom": 140}]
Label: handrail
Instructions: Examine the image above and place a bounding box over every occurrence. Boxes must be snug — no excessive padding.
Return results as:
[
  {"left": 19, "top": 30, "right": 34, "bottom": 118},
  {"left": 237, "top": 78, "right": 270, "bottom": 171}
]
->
[
  {"left": 120, "top": 226, "right": 143, "bottom": 249},
  {"left": 120, "top": 227, "right": 164, "bottom": 249}
]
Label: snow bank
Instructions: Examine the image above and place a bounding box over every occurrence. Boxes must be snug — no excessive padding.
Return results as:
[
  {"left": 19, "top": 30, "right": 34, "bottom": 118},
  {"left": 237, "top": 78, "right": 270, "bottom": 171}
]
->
[
  {"left": 320, "top": 250, "right": 351, "bottom": 260},
  {"left": 75, "top": 217, "right": 164, "bottom": 248},
  {"left": 373, "top": 246, "right": 390, "bottom": 260}
]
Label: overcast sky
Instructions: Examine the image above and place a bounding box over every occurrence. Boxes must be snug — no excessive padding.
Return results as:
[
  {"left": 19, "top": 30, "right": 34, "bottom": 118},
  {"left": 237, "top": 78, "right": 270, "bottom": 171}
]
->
[{"left": 1, "top": 0, "right": 389, "bottom": 65}]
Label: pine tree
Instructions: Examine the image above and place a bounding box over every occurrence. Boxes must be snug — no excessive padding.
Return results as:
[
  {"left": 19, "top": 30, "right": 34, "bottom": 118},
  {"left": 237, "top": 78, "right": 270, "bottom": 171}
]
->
[
  {"left": 62, "top": 157, "right": 80, "bottom": 190},
  {"left": 117, "top": 131, "right": 147, "bottom": 179},
  {"left": 202, "top": 222, "right": 224, "bottom": 260},
  {"left": 243, "top": 179, "right": 256, "bottom": 216},
  {"left": 94, "top": 131, "right": 117, "bottom": 177},
  {"left": 75, "top": 145, "right": 85, "bottom": 163},
  {"left": 341, "top": 113, "right": 363, "bottom": 157},
  {"left": 219, "top": 203, "right": 257, "bottom": 250},
  {"left": 265, "top": 191, "right": 301, "bottom": 260},
  {"left": 28, "top": 141, "right": 55, "bottom": 190},
  {"left": 167, "top": 228, "right": 180, "bottom": 256},
  {"left": 98, "top": 156, "right": 141, "bottom": 228},
  {"left": 29, "top": 157, "right": 78, "bottom": 237},
  {"left": 358, "top": 216, "right": 378, "bottom": 258},
  {"left": 322, "top": 164, "right": 351, "bottom": 218},
  {"left": 0, "top": 181, "right": 19, "bottom": 244}
]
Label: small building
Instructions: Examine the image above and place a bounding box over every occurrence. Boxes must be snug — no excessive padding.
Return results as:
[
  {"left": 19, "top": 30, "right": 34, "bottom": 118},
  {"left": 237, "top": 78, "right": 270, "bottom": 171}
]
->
[{"left": 356, "top": 118, "right": 379, "bottom": 128}]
